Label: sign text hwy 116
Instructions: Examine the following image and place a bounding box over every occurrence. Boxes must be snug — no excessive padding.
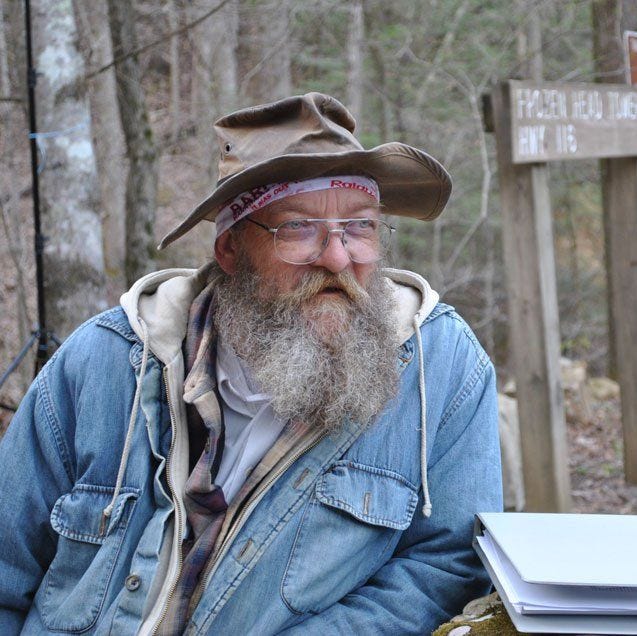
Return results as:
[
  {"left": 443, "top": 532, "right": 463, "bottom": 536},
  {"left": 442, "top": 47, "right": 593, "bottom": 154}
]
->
[{"left": 510, "top": 80, "right": 637, "bottom": 164}]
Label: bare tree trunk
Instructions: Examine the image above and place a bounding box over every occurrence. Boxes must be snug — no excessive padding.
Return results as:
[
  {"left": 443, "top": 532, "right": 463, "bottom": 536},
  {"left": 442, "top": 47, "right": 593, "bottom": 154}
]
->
[
  {"left": 167, "top": 0, "right": 181, "bottom": 144},
  {"left": 368, "top": 42, "right": 392, "bottom": 141},
  {"left": 527, "top": 6, "right": 543, "bottom": 81},
  {"left": 212, "top": 0, "right": 238, "bottom": 114},
  {"left": 3, "top": 0, "right": 25, "bottom": 94},
  {"left": 238, "top": 0, "right": 291, "bottom": 102},
  {"left": 414, "top": 0, "right": 470, "bottom": 112},
  {"left": 625, "top": 3, "right": 637, "bottom": 34},
  {"left": 107, "top": 0, "right": 158, "bottom": 285},
  {"left": 190, "top": 0, "right": 238, "bottom": 178},
  {"left": 0, "top": 0, "right": 34, "bottom": 397},
  {"left": 482, "top": 218, "right": 496, "bottom": 358},
  {"left": 74, "top": 0, "right": 127, "bottom": 304},
  {"left": 592, "top": 0, "right": 636, "bottom": 378},
  {"left": 510, "top": 0, "right": 546, "bottom": 373},
  {"left": 431, "top": 216, "right": 443, "bottom": 291},
  {"left": 189, "top": 0, "right": 214, "bottom": 167},
  {"left": 347, "top": 0, "right": 364, "bottom": 124},
  {"left": 0, "top": 0, "right": 10, "bottom": 95},
  {"left": 32, "top": 0, "right": 107, "bottom": 339},
  {"left": 516, "top": 0, "right": 543, "bottom": 82}
]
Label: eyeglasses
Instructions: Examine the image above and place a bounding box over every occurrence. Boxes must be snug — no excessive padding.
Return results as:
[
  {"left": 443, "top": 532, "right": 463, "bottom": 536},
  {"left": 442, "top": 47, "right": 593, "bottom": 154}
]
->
[{"left": 246, "top": 217, "right": 395, "bottom": 265}]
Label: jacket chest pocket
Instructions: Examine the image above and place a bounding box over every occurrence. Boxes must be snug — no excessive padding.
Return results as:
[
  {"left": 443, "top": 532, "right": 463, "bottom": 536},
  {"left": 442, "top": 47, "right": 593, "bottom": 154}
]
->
[
  {"left": 40, "top": 484, "right": 140, "bottom": 633},
  {"left": 281, "top": 461, "right": 418, "bottom": 615}
]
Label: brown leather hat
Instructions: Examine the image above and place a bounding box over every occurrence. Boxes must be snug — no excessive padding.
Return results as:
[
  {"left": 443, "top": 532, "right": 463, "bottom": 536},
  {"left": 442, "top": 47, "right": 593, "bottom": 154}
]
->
[{"left": 159, "top": 92, "right": 451, "bottom": 249}]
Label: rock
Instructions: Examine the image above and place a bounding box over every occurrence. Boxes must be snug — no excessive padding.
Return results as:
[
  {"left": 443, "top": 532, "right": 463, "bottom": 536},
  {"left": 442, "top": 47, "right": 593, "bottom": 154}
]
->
[
  {"left": 560, "top": 357, "right": 593, "bottom": 424},
  {"left": 560, "top": 357, "right": 587, "bottom": 392},
  {"left": 462, "top": 592, "right": 502, "bottom": 618},
  {"left": 498, "top": 394, "right": 525, "bottom": 511},
  {"left": 503, "top": 358, "right": 596, "bottom": 423},
  {"left": 502, "top": 378, "right": 516, "bottom": 397},
  {"left": 587, "top": 376, "right": 620, "bottom": 401},
  {"left": 432, "top": 593, "right": 525, "bottom": 635}
]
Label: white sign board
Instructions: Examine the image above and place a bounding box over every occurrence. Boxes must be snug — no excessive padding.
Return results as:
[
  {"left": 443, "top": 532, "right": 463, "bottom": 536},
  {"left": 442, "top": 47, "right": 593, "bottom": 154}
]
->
[{"left": 510, "top": 80, "right": 637, "bottom": 164}]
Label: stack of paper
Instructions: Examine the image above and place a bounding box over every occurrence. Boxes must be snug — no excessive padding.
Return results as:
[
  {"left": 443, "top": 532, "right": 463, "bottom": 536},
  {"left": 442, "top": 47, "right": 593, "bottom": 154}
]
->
[{"left": 473, "top": 513, "right": 637, "bottom": 634}]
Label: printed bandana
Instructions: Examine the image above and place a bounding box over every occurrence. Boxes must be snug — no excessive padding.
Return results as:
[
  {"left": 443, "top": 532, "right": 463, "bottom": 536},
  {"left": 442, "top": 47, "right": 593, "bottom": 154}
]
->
[{"left": 215, "top": 175, "right": 380, "bottom": 237}]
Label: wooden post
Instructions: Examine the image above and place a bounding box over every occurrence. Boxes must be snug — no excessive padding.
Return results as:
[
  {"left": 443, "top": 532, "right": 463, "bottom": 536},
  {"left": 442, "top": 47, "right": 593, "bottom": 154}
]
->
[
  {"left": 491, "top": 82, "right": 572, "bottom": 512},
  {"left": 604, "top": 158, "right": 637, "bottom": 483}
]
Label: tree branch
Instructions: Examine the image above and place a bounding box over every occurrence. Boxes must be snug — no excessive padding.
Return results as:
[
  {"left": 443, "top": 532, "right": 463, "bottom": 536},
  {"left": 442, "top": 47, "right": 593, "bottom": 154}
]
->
[
  {"left": 445, "top": 72, "right": 492, "bottom": 273},
  {"left": 85, "top": 0, "right": 233, "bottom": 80}
]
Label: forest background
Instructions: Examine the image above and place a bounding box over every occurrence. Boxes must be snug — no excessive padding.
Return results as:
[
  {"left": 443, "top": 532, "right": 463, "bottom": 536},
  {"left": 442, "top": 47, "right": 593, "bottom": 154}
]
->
[{"left": 0, "top": 0, "right": 635, "bottom": 421}]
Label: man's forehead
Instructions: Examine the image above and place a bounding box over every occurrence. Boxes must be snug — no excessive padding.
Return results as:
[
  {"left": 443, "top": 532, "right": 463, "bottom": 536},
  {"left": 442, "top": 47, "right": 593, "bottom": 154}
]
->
[{"left": 259, "top": 188, "right": 381, "bottom": 216}]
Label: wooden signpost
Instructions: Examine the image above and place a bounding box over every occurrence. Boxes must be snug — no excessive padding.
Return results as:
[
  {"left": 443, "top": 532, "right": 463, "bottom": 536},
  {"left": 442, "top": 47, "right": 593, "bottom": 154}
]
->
[
  {"left": 490, "top": 80, "right": 637, "bottom": 511},
  {"left": 626, "top": 31, "right": 637, "bottom": 85}
]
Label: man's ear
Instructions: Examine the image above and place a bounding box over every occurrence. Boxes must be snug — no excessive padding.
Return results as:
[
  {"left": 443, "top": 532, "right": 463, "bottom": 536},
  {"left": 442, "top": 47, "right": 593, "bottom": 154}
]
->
[{"left": 214, "top": 230, "right": 239, "bottom": 274}]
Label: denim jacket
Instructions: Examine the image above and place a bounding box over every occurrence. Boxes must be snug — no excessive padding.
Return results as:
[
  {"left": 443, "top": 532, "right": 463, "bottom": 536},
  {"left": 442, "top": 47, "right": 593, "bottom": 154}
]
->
[{"left": 0, "top": 266, "right": 502, "bottom": 635}]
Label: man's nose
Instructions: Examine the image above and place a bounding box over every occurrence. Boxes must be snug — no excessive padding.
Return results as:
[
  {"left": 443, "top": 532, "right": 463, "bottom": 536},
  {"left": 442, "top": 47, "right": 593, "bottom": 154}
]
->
[{"left": 312, "top": 230, "right": 351, "bottom": 273}]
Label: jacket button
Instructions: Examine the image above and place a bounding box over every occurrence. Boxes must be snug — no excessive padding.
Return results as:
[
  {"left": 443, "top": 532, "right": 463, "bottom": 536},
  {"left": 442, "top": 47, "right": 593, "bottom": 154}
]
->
[{"left": 125, "top": 574, "right": 142, "bottom": 591}]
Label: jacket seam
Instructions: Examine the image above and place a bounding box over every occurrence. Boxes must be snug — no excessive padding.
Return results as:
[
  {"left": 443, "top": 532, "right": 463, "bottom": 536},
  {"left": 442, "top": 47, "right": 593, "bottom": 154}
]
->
[
  {"left": 438, "top": 355, "right": 490, "bottom": 430},
  {"left": 436, "top": 313, "right": 490, "bottom": 429},
  {"left": 427, "top": 360, "right": 494, "bottom": 475},
  {"left": 422, "top": 302, "right": 454, "bottom": 324},
  {"left": 35, "top": 314, "right": 119, "bottom": 485},
  {"left": 328, "top": 461, "right": 418, "bottom": 490},
  {"left": 313, "top": 495, "right": 415, "bottom": 529},
  {"left": 36, "top": 371, "right": 74, "bottom": 484},
  {"left": 279, "top": 499, "right": 315, "bottom": 615},
  {"left": 95, "top": 307, "right": 140, "bottom": 343}
]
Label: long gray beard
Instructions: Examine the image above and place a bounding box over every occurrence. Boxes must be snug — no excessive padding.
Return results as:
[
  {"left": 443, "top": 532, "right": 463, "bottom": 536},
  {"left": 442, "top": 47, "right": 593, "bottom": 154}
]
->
[{"left": 212, "top": 262, "right": 400, "bottom": 433}]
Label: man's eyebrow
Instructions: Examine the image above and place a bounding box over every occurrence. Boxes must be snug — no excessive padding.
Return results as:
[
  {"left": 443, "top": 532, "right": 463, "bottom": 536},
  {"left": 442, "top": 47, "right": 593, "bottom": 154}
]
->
[{"left": 353, "top": 202, "right": 384, "bottom": 213}]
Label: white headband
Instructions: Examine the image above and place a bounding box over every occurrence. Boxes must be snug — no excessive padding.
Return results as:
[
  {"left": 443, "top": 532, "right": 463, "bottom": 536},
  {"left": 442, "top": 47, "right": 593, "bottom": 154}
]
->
[{"left": 214, "top": 175, "right": 380, "bottom": 237}]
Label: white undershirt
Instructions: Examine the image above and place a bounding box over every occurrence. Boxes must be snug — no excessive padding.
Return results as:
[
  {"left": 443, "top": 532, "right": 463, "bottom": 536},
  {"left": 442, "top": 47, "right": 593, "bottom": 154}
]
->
[{"left": 214, "top": 337, "right": 287, "bottom": 503}]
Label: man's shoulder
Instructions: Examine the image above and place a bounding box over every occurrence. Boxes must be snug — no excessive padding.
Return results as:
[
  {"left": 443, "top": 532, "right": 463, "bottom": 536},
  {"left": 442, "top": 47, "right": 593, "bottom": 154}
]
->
[
  {"left": 43, "top": 307, "right": 139, "bottom": 379},
  {"left": 420, "top": 303, "right": 492, "bottom": 387},
  {"left": 19, "top": 308, "right": 141, "bottom": 443},
  {"left": 93, "top": 306, "right": 138, "bottom": 342},
  {"left": 63, "top": 306, "right": 137, "bottom": 345},
  {"left": 424, "top": 302, "right": 479, "bottom": 336}
]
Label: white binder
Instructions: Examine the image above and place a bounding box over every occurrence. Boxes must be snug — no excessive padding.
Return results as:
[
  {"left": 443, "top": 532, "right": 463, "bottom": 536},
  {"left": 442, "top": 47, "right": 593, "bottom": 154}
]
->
[{"left": 473, "top": 512, "right": 637, "bottom": 634}]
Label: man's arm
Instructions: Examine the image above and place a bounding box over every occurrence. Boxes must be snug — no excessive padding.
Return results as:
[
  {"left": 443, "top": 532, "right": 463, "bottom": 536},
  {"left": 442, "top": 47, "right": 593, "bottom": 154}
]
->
[
  {"left": 0, "top": 373, "right": 74, "bottom": 632},
  {"left": 280, "top": 361, "right": 502, "bottom": 635}
]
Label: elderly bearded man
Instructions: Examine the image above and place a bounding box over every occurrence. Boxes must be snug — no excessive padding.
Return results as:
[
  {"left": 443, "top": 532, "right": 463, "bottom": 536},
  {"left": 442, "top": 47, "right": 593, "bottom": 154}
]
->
[{"left": 0, "top": 93, "right": 502, "bottom": 635}]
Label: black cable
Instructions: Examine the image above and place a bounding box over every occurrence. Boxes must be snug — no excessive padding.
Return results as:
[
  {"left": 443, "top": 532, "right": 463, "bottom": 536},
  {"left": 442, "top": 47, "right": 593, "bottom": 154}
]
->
[
  {"left": 24, "top": 0, "right": 51, "bottom": 375},
  {"left": 0, "top": 0, "right": 60, "bottom": 411}
]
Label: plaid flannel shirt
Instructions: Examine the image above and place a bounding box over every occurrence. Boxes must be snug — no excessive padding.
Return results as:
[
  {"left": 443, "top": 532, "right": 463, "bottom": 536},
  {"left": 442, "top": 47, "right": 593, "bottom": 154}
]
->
[{"left": 159, "top": 278, "right": 317, "bottom": 633}]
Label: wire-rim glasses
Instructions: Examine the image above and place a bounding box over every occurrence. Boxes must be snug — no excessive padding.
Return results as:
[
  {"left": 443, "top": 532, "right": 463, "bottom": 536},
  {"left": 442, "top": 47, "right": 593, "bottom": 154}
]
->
[{"left": 246, "top": 217, "right": 395, "bottom": 265}]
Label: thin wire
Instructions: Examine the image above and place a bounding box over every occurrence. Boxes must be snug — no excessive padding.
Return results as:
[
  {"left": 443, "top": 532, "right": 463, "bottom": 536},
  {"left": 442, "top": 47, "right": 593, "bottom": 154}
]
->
[
  {"left": 28, "top": 118, "right": 89, "bottom": 140},
  {"left": 27, "top": 119, "right": 89, "bottom": 175}
]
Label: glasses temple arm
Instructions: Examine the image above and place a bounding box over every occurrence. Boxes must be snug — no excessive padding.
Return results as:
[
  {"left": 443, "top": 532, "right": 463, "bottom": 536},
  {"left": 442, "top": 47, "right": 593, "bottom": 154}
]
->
[{"left": 245, "top": 217, "right": 277, "bottom": 234}]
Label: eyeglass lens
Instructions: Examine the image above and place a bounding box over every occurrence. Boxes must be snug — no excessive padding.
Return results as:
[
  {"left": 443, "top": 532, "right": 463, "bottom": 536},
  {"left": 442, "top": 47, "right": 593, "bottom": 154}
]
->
[{"left": 273, "top": 219, "right": 392, "bottom": 265}]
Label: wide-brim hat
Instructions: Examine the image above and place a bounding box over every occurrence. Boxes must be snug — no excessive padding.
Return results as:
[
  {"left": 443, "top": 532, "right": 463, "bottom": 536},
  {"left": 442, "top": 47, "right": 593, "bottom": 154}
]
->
[{"left": 159, "top": 92, "right": 451, "bottom": 249}]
